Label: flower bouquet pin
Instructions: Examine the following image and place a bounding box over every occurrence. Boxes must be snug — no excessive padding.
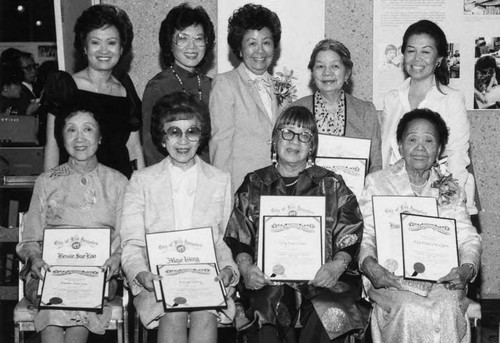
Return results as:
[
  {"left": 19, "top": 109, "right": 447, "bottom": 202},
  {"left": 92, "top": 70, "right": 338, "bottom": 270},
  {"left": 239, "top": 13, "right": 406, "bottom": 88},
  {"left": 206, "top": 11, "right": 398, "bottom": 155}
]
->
[
  {"left": 272, "top": 67, "right": 297, "bottom": 107},
  {"left": 431, "top": 161, "right": 460, "bottom": 206}
]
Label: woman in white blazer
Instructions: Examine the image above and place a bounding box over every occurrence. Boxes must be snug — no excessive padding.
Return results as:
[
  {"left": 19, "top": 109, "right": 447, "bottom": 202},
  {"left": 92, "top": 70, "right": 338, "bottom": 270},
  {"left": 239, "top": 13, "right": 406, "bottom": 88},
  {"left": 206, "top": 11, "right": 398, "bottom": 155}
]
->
[{"left": 120, "top": 92, "right": 239, "bottom": 343}]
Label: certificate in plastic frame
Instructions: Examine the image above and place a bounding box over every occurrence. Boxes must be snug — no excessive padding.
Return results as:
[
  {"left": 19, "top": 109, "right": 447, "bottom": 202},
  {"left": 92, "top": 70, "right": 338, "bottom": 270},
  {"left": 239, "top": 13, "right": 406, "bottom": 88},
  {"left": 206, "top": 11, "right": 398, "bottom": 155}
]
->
[
  {"left": 40, "top": 265, "right": 106, "bottom": 311},
  {"left": 146, "top": 227, "right": 218, "bottom": 301},
  {"left": 372, "top": 195, "right": 438, "bottom": 276},
  {"left": 317, "top": 134, "right": 371, "bottom": 162},
  {"left": 42, "top": 226, "right": 111, "bottom": 266},
  {"left": 262, "top": 215, "right": 323, "bottom": 281},
  {"left": 157, "top": 263, "right": 227, "bottom": 311},
  {"left": 401, "top": 213, "right": 459, "bottom": 282},
  {"left": 315, "top": 157, "right": 367, "bottom": 199},
  {"left": 258, "top": 196, "right": 326, "bottom": 271}
]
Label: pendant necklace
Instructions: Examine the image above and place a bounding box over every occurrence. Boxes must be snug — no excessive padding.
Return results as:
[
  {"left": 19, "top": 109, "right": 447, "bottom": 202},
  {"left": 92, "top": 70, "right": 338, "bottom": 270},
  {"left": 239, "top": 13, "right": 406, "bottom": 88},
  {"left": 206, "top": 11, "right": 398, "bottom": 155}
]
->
[{"left": 170, "top": 65, "right": 202, "bottom": 101}]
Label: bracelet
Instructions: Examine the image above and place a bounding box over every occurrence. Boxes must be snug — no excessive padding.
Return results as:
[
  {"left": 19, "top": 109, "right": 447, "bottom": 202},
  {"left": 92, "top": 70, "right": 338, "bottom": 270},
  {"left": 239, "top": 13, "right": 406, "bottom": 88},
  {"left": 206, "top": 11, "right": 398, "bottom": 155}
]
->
[{"left": 333, "top": 256, "right": 349, "bottom": 270}]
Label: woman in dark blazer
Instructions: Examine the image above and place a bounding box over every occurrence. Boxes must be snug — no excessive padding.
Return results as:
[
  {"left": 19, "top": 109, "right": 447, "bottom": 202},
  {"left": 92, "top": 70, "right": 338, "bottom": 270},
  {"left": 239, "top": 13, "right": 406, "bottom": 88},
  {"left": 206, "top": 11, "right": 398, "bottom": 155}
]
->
[
  {"left": 209, "top": 4, "right": 282, "bottom": 191},
  {"left": 292, "top": 39, "right": 382, "bottom": 173}
]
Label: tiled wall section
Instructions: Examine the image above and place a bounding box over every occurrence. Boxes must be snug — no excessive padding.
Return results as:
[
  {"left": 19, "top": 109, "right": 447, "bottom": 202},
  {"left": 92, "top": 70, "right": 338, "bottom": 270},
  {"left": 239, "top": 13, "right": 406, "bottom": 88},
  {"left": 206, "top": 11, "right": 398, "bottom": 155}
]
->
[{"left": 110, "top": 0, "right": 500, "bottom": 298}]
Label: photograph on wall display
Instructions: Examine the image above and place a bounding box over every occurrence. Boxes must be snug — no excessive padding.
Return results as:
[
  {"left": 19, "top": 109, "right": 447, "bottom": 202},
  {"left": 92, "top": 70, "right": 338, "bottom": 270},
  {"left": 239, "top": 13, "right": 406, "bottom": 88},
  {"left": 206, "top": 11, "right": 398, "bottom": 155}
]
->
[
  {"left": 448, "top": 43, "right": 460, "bottom": 79},
  {"left": 473, "top": 36, "right": 500, "bottom": 109},
  {"left": 464, "top": 0, "right": 500, "bottom": 15}
]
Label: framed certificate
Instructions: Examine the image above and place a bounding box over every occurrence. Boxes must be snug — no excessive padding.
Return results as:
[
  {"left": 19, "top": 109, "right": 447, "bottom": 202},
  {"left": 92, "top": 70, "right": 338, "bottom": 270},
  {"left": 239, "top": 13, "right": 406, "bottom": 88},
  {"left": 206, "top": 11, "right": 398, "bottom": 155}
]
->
[
  {"left": 42, "top": 227, "right": 111, "bottom": 266},
  {"left": 262, "top": 215, "right": 322, "bottom": 281},
  {"left": 372, "top": 196, "right": 438, "bottom": 276},
  {"left": 315, "top": 157, "right": 367, "bottom": 199},
  {"left": 157, "top": 263, "right": 227, "bottom": 311},
  {"left": 317, "top": 134, "right": 371, "bottom": 162},
  {"left": 40, "top": 265, "right": 106, "bottom": 311},
  {"left": 258, "top": 196, "right": 326, "bottom": 272},
  {"left": 401, "top": 214, "right": 459, "bottom": 282},
  {"left": 146, "top": 227, "right": 218, "bottom": 301},
  {"left": 40, "top": 227, "right": 111, "bottom": 297}
]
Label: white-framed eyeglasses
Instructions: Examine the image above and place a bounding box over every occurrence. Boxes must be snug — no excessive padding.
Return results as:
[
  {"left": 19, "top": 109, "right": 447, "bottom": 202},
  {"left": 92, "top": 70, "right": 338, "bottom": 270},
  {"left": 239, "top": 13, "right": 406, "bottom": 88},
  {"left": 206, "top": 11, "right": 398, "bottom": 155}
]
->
[
  {"left": 163, "top": 126, "right": 202, "bottom": 142},
  {"left": 173, "top": 33, "right": 207, "bottom": 48},
  {"left": 278, "top": 128, "right": 313, "bottom": 143}
]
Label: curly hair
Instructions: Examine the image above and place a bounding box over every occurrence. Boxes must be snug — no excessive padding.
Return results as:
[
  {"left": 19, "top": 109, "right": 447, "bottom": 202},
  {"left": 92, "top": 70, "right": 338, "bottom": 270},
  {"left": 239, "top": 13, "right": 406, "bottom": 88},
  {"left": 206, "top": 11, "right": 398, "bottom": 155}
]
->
[
  {"left": 402, "top": 20, "right": 449, "bottom": 87},
  {"left": 151, "top": 91, "right": 210, "bottom": 154},
  {"left": 272, "top": 106, "right": 318, "bottom": 159},
  {"left": 227, "top": 4, "right": 281, "bottom": 60},
  {"left": 396, "top": 108, "right": 449, "bottom": 150},
  {"left": 74, "top": 4, "right": 134, "bottom": 57},
  {"left": 159, "top": 3, "right": 215, "bottom": 67}
]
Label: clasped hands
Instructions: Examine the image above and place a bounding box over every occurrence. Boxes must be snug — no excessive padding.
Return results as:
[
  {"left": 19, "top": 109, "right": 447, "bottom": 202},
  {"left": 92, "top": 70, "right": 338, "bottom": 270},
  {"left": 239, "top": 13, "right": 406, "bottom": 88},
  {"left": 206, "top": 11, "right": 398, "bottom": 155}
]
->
[{"left": 361, "top": 256, "right": 474, "bottom": 291}]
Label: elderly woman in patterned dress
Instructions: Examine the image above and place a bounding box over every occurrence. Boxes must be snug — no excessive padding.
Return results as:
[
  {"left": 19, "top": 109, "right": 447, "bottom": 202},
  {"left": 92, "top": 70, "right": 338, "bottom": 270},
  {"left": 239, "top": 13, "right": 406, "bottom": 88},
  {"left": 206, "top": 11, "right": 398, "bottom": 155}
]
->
[
  {"left": 17, "top": 102, "right": 128, "bottom": 343},
  {"left": 225, "top": 106, "right": 370, "bottom": 343}
]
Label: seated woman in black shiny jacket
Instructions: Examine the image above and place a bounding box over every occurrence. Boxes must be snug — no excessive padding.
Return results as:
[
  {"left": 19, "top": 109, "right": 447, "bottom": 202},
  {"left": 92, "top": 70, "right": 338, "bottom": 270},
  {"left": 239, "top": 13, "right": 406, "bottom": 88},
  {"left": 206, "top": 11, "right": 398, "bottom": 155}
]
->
[{"left": 224, "top": 106, "right": 369, "bottom": 343}]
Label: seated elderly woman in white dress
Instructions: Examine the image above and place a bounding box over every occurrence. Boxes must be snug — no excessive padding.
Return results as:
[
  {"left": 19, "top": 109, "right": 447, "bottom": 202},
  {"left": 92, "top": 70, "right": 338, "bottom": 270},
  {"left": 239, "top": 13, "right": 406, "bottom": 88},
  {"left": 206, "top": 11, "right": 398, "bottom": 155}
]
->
[{"left": 358, "top": 108, "right": 481, "bottom": 343}]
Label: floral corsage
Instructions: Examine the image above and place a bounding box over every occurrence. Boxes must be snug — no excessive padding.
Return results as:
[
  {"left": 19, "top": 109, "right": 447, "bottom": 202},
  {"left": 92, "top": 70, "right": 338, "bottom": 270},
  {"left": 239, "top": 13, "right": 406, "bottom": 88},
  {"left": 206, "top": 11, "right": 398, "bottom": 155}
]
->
[
  {"left": 272, "top": 67, "right": 297, "bottom": 107},
  {"left": 431, "top": 163, "right": 460, "bottom": 206}
]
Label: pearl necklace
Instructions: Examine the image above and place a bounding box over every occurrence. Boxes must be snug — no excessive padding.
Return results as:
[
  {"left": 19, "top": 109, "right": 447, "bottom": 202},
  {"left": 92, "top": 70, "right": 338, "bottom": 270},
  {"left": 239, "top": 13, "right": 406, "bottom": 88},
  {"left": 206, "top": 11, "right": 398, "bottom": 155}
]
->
[
  {"left": 410, "top": 178, "right": 429, "bottom": 189},
  {"left": 170, "top": 65, "right": 202, "bottom": 101}
]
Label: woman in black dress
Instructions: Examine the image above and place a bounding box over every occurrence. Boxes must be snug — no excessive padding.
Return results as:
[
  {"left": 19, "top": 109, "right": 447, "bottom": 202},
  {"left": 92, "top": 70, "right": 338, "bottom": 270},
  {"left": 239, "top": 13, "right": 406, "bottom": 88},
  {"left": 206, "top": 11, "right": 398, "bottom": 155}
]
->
[{"left": 43, "top": 4, "right": 143, "bottom": 178}]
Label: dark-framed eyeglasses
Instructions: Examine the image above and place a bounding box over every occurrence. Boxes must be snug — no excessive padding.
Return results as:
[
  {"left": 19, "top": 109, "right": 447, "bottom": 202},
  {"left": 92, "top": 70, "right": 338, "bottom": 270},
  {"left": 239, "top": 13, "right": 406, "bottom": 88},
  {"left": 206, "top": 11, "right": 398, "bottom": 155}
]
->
[
  {"left": 278, "top": 128, "right": 313, "bottom": 143},
  {"left": 163, "top": 126, "right": 202, "bottom": 142},
  {"left": 173, "top": 33, "right": 207, "bottom": 48}
]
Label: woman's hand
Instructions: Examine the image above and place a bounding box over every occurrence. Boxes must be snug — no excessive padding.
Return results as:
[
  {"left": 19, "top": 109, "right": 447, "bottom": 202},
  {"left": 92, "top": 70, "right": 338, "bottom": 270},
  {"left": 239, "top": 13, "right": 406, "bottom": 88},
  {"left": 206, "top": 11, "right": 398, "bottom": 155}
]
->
[
  {"left": 215, "top": 266, "right": 235, "bottom": 287},
  {"left": 240, "top": 264, "right": 269, "bottom": 290},
  {"left": 309, "top": 260, "right": 345, "bottom": 289},
  {"left": 361, "top": 256, "right": 403, "bottom": 290},
  {"left": 474, "top": 88, "right": 488, "bottom": 104},
  {"left": 29, "top": 256, "right": 50, "bottom": 280},
  {"left": 437, "top": 264, "right": 475, "bottom": 290},
  {"left": 102, "top": 255, "right": 121, "bottom": 281},
  {"left": 136, "top": 271, "right": 162, "bottom": 292}
]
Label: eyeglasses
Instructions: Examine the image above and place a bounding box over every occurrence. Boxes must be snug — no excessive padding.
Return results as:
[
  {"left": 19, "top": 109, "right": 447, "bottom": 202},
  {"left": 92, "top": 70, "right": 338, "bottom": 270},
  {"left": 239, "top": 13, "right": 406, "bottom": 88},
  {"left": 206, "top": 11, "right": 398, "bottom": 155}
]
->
[
  {"left": 164, "top": 126, "right": 202, "bottom": 142},
  {"left": 21, "top": 64, "right": 38, "bottom": 72},
  {"left": 278, "top": 128, "right": 313, "bottom": 143},
  {"left": 173, "top": 33, "right": 207, "bottom": 48}
]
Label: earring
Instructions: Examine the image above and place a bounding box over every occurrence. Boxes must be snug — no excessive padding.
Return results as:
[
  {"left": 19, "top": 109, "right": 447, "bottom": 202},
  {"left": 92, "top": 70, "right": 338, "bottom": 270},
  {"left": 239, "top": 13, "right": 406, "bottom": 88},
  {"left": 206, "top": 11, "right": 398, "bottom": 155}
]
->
[
  {"left": 307, "top": 149, "right": 314, "bottom": 166},
  {"left": 161, "top": 142, "right": 166, "bottom": 148},
  {"left": 271, "top": 145, "right": 277, "bottom": 164}
]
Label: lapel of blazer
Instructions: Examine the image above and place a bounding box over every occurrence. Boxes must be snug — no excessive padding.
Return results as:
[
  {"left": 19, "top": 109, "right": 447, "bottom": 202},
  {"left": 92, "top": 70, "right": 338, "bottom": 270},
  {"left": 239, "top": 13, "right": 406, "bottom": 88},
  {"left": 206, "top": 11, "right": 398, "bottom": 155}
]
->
[
  {"left": 236, "top": 63, "right": 273, "bottom": 125},
  {"left": 191, "top": 158, "right": 215, "bottom": 228},
  {"left": 151, "top": 160, "right": 176, "bottom": 231}
]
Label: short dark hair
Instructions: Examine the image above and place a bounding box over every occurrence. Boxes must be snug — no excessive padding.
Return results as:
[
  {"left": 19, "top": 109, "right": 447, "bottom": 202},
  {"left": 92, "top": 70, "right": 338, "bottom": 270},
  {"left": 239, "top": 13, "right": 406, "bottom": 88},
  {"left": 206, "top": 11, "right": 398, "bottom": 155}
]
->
[
  {"left": 74, "top": 4, "right": 134, "bottom": 57},
  {"left": 159, "top": 3, "right": 215, "bottom": 67},
  {"left": 151, "top": 91, "right": 210, "bottom": 154},
  {"left": 396, "top": 108, "right": 449, "bottom": 151},
  {"left": 55, "top": 101, "right": 104, "bottom": 152},
  {"left": 402, "top": 20, "right": 449, "bottom": 86},
  {"left": 272, "top": 106, "right": 318, "bottom": 159},
  {"left": 0, "top": 64, "right": 23, "bottom": 87},
  {"left": 227, "top": 4, "right": 281, "bottom": 60}
]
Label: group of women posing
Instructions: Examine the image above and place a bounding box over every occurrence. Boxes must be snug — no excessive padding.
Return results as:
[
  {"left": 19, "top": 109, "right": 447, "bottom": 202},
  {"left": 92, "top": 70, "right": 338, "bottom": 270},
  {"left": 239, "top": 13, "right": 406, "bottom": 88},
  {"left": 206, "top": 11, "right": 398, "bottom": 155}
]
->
[{"left": 16, "top": 2, "right": 480, "bottom": 343}]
